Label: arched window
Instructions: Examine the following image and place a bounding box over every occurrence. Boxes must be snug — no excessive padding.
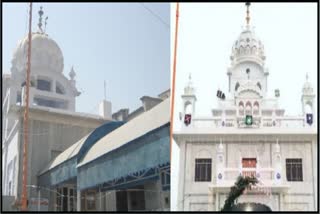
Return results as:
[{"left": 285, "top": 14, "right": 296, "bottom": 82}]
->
[
  {"left": 239, "top": 101, "right": 244, "bottom": 116},
  {"left": 239, "top": 46, "right": 244, "bottom": 55},
  {"left": 305, "top": 102, "right": 312, "bottom": 114},
  {"left": 252, "top": 46, "right": 257, "bottom": 54},
  {"left": 235, "top": 82, "right": 240, "bottom": 91},
  {"left": 257, "top": 82, "right": 262, "bottom": 90},
  {"left": 253, "top": 101, "right": 259, "bottom": 115},
  {"left": 185, "top": 101, "right": 192, "bottom": 114},
  {"left": 245, "top": 101, "right": 252, "bottom": 115}
]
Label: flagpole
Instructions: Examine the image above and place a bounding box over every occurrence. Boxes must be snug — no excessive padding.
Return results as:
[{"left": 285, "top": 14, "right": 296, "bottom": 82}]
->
[
  {"left": 21, "top": 2, "right": 32, "bottom": 211},
  {"left": 170, "top": 2, "right": 179, "bottom": 160}
]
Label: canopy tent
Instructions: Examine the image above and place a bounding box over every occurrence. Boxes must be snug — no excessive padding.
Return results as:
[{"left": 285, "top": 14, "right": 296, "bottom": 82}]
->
[
  {"left": 38, "top": 98, "right": 170, "bottom": 191},
  {"left": 38, "top": 121, "right": 123, "bottom": 187},
  {"left": 77, "top": 98, "right": 170, "bottom": 190}
]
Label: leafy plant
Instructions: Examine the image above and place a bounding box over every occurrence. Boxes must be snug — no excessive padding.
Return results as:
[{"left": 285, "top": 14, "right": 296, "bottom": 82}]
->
[{"left": 221, "top": 175, "right": 258, "bottom": 211}]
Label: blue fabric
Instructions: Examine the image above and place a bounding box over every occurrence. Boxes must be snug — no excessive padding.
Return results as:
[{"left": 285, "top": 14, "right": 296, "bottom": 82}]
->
[
  {"left": 38, "top": 121, "right": 123, "bottom": 186},
  {"left": 77, "top": 124, "right": 170, "bottom": 190},
  {"left": 50, "top": 158, "right": 77, "bottom": 186},
  {"left": 77, "top": 121, "right": 124, "bottom": 162}
]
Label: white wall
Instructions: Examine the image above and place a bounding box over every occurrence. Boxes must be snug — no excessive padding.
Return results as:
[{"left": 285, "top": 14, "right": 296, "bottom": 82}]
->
[{"left": 176, "top": 138, "right": 316, "bottom": 211}]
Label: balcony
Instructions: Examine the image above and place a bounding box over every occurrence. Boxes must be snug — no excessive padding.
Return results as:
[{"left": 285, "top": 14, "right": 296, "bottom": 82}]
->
[
  {"left": 183, "top": 116, "right": 307, "bottom": 129},
  {"left": 221, "top": 167, "right": 275, "bottom": 183}
]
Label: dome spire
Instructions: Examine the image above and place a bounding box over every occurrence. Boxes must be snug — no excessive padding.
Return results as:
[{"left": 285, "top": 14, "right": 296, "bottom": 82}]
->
[
  {"left": 245, "top": 2, "right": 251, "bottom": 26},
  {"left": 184, "top": 73, "right": 195, "bottom": 95},
  {"left": 37, "top": 6, "right": 48, "bottom": 34}
]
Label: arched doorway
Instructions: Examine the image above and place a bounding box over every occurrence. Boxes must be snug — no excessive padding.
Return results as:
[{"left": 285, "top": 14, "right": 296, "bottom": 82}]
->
[{"left": 230, "top": 202, "right": 272, "bottom": 211}]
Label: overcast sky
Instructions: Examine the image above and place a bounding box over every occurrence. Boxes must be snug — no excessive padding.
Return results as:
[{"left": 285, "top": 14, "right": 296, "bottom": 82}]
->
[{"left": 170, "top": 3, "right": 317, "bottom": 211}]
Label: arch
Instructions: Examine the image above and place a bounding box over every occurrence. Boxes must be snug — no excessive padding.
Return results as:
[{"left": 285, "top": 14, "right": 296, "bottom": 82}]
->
[
  {"left": 235, "top": 82, "right": 240, "bottom": 91},
  {"left": 245, "top": 101, "right": 252, "bottom": 115},
  {"left": 184, "top": 101, "right": 193, "bottom": 114},
  {"left": 239, "top": 46, "right": 245, "bottom": 55},
  {"left": 195, "top": 149, "right": 212, "bottom": 158},
  {"left": 245, "top": 46, "right": 250, "bottom": 54},
  {"left": 304, "top": 101, "right": 313, "bottom": 114},
  {"left": 239, "top": 101, "right": 244, "bottom": 116},
  {"left": 252, "top": 46, "right": 257, "bottom": 55},
  {"left": 253, "top": 101, "right": 259, "bottom": 115}
]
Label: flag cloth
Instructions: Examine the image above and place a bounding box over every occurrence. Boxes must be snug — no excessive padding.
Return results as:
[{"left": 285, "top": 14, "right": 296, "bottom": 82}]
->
[
  {"left": 306, "top": 113, "right": 313, "bottom": 125},
  {"left": 245, "top": 115, "right": 253, "bottom": 125},
  {"left": 184, "top": 114, "right": 191, "bottom": 126}
]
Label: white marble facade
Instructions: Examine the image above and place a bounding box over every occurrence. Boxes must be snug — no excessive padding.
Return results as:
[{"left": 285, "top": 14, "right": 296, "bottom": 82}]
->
[
  {"left": 173, "top": 18, "right": 317, "bottom": 212},
  {"left": 2, "top": 19, "right": 110, "bottom": 202}
]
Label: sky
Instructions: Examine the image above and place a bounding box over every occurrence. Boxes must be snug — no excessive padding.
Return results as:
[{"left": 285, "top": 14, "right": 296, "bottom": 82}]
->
[
  {"left": 3, "top": 3, "right": 170, "bottom": 115},
  {"left": 170, "top": 3, "right": 318, "bottom": 211}
]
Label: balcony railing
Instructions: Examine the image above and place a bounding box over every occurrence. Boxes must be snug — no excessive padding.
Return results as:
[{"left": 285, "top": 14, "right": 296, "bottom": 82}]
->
[
  {"left": 185, "top": 116, "right": 306, "bottom": 129},
  {"left": 222, "top": 167, "right": 275, "bottom": 183},
  {"left": 241, "top": 168, "right": 256, "bottom": 178}
]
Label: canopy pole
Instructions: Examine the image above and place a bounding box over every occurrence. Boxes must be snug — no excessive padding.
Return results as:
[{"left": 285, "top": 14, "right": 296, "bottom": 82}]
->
[{"left": 21, "top": 2, "right": 32, "bottom": 211}]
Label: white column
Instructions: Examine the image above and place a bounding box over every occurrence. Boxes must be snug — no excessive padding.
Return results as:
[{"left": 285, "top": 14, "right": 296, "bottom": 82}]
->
[
  {"left": 279, "top": 193, "right": 284, "bottom": 211},
  {"left": 215, "top": 192, "right": 219, "bottom": 211},
  {"left": 207, "top": 189, "right": 214, "bottom": 211},
  {"left": 177, "top": 141, "right": 186, "bottom": 211}
]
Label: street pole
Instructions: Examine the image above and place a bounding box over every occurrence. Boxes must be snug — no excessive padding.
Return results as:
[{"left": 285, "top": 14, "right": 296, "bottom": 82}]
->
[
  {"left": 169, "top": 2, "right": 179, "bottom": 163},
  {"left": 21, "top": 2, "right": 32, "bottom": 211}
]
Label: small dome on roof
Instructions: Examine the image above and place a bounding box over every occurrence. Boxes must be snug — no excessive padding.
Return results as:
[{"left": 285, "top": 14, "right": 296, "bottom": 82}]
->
[
  {"left": 302, "top": 73, "right": 314, "bottom": 95},
  {"left": 230, "top": 26, "right": 266, "bottom": 65}
]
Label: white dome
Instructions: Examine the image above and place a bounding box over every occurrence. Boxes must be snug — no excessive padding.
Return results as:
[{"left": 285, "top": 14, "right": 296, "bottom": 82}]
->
[
  {"left": 11, "top": 32, "right": 64, "bottom": 74},
  {"left": 230, "top": 26, "right": 265, "bottom": 65}
]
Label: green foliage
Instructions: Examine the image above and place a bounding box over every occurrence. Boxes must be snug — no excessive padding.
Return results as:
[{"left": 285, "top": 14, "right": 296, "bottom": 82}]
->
[{"left": 221, "top": 175, "right": 258, "bottom": 211}]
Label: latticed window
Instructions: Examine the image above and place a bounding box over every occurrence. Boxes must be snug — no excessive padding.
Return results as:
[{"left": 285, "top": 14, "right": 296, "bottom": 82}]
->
[
  {"left": 195, "top": 159, "right": 212, "bottom": 182},
  {"left": 286, "top": 159, "right": 303, "bottom": 181}
]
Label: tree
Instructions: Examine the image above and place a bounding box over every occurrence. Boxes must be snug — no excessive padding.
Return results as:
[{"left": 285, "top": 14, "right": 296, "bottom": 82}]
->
[{"left": 221, "top": 175, "right": 258, "bottom": 211}]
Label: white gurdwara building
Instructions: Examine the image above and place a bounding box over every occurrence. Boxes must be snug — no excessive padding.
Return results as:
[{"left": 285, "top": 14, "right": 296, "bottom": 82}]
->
[{"left": 173, "top": 12, "right": 317, "bottom": 212}]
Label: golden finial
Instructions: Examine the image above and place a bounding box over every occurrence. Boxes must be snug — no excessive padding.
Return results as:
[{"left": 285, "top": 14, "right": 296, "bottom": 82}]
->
[{"left": 245, "top": 2, "right": 251, "bottom": 26}]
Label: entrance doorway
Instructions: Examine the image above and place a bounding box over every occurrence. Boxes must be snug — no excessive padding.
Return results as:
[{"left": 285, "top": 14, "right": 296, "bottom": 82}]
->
[
  {"left": 115, "top": 185, "right": 146, "bottom": 211},
  {"left": 55, "top": 186, "right": 77, "bottom": 211},
  {"left": 231, "top": 202, "right": 272, "bottom": 211}
]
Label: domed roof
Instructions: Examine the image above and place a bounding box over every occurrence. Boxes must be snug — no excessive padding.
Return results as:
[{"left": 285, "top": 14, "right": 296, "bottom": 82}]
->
[
  {"left": 184, "top": 74, "right": 195, "bottom": 95},
  {"left": 11, "top": 32, "right": 64, "bottom": 73},
  {"left": 230, "top": 26, "right": 266, "bottom": 65},
  {"left": 302, "top": 73, "right": 314, "bottom": 95}
]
